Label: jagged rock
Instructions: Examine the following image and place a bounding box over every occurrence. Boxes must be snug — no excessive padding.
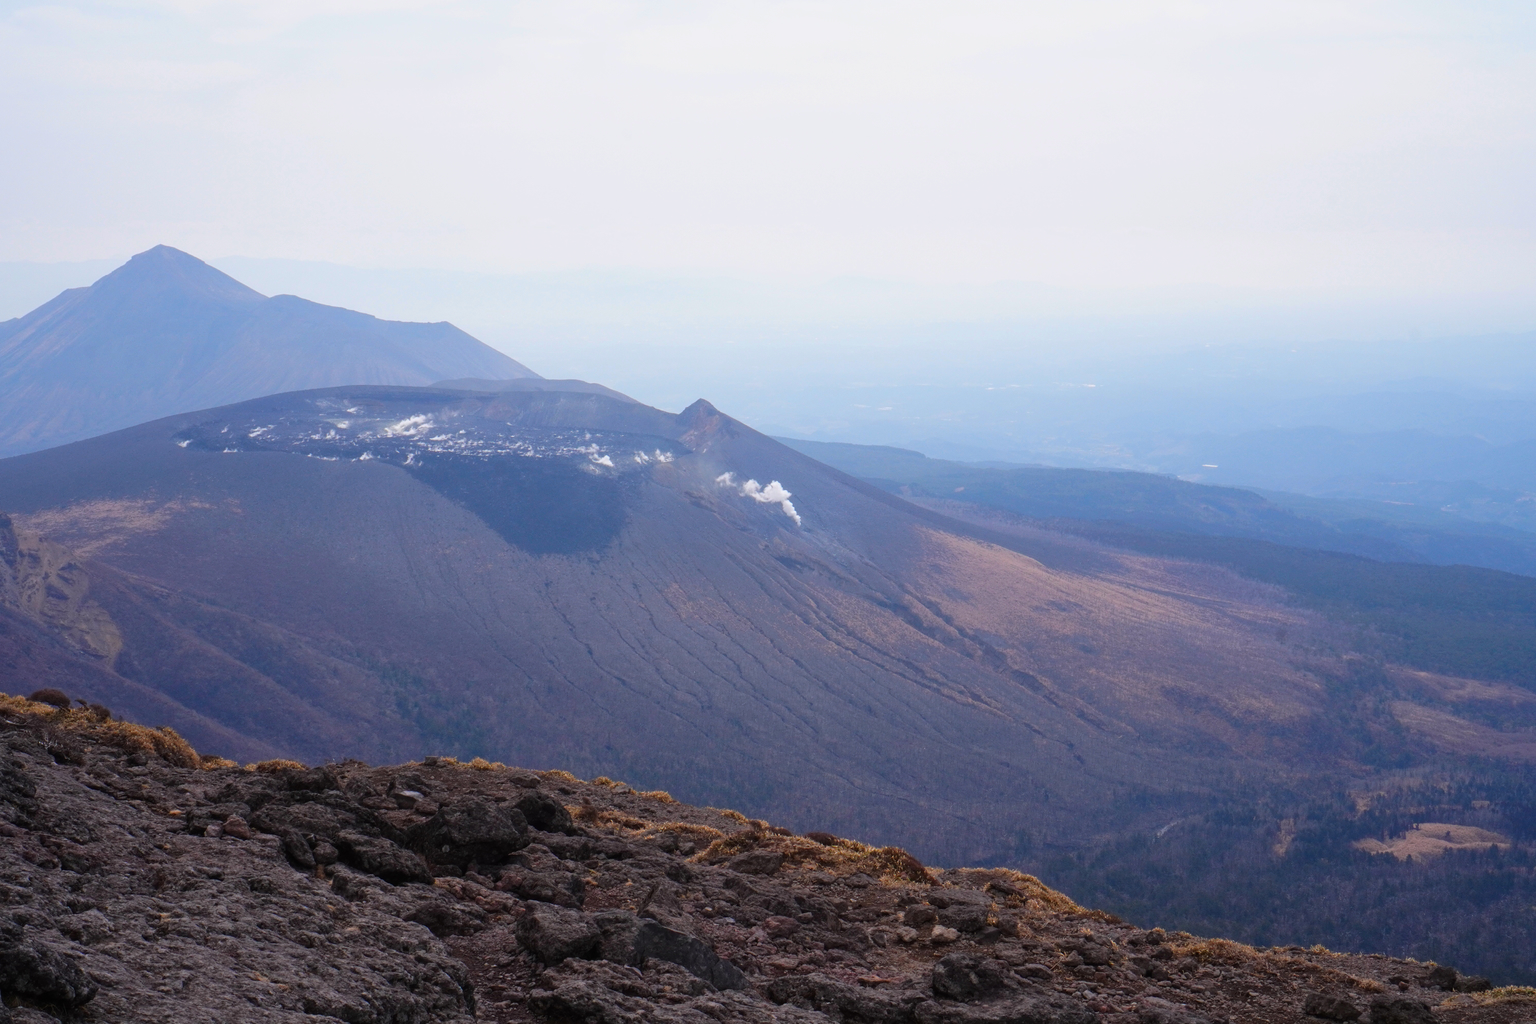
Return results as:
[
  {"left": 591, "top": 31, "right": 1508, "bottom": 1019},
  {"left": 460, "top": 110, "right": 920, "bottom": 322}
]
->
[
  {"left": 409, "top": 798, "right": 529, "bottom": 868},
  {"left": 933, "top": 953, "right": 1014, "bottom": 1001},
  {"left": 516, "top": 901, "right": 602, "bottom": 965},
  {"left": 728, "top": 850, "right": 785, "bottom": 876},
  {"left": 533, "top": 959, "right": 823, "bottom": 1023},
  {"left": 516, "top": 790, "right": 575, "bottom": 834},
  {"left": 763, "top": 915, "right": 801, "bottom": 939},
  {"left": 1425, "top": 964, "right": 1457, "bottom": 990},
  {"left": 1367, "top": 997, "right": 1435, "bottom": 1024},
  {"left": 10, "top": 1008, "right": 63, "bottom": 1024},
  {"left": 939, "top": 904, "right": 991, "bottom": 933},
  {"left": 631, "top": 920, "right": 748, "bottom": 991},
  {"left": 284, "top": 765, "right": 339, "bottom": 792},
  {"left": 405, "top": 898, "right": 487, "bottom": 937},
  {"left": 335, "top": 830, "right": 434, "bottom": 884},
  {"left": 1455, "top": 975, "right": 1493, "bottom": 993},
  {"left": 0, "top": 938, "right": 98, "bottom": 1007},
  {"left": 914, "top": 999, "right": 1099, "bottom": 1024},
  {"left": 280, "top": 830, "right": 316, "bottom": 869},
  {"left": 495, "top": 867, "right": 584, "bottom": 907},
  {"left": 906, "top": 906, "right": 940, "bottom": 927},
  {"left": 1303, "top": 991, "right": 1362, "bottom": 1021},
  {"left": 1134, "top": 998, "right": 1214, "bottom": 1024},
  {"left": 765, "top": 972, "right": 920, "bottom": 1023}
]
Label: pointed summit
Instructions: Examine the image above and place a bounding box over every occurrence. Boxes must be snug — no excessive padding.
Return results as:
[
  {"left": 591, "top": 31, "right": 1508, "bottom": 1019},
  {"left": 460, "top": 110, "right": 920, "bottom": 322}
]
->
[{"left": 91, "top": 245, "right": 265, "bottom": 306}]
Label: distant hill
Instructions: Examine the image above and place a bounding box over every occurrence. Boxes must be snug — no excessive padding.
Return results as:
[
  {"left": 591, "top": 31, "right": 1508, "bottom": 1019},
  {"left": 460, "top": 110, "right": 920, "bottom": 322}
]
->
[
  {"left": 780, "top": 437, "right": 1536, "bottom": 577},
  {"left": 0, "top": 246, "right": 536, "bottom": 456}
]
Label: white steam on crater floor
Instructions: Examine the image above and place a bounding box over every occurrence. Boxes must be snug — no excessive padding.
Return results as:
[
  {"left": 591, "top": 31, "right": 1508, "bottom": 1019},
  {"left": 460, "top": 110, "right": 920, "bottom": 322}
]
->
[{"left": 715, "top": 472, "right": 802, "bottom": 526}]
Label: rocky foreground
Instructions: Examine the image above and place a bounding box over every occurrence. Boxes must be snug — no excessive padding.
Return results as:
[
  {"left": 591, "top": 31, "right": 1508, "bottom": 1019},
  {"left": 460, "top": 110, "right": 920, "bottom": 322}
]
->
[{"left": 0, "top": 693, "right": 1531, "bottom": 1024}]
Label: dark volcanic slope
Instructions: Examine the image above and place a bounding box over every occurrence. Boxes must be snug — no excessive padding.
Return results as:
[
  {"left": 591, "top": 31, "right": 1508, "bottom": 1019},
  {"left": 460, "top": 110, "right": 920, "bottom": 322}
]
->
[
  {"left": 0, "top": 384, "right": 1362, "bottom": 864},
  {"left": 0, "top": 697, "right": 1523, "bottom": 1024},
  {"left": 0, "top": 246, "right": 535, "bottom": 456}
]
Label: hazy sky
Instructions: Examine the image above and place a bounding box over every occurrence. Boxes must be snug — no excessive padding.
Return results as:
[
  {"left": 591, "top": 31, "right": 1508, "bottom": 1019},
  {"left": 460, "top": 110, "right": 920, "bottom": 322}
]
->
[{"left": 2, "top": 1, "right": 1534, "bottom": 296}]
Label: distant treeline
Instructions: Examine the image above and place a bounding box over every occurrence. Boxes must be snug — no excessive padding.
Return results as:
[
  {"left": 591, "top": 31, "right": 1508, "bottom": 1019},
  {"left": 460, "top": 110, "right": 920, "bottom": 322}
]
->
[{"left": 1032, "top": 771, "right": 1536, "bottom": 986}]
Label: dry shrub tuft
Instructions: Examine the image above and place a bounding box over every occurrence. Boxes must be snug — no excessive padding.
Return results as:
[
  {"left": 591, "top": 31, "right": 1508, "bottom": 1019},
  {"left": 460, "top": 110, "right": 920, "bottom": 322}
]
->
[
  {"left": 96, "top": 721, "right": 202, "bottom": 769},
  {"left": 639, "top": 822, "right": 723, "bottom": 844},
  {"left": 466, "top": 757, "right": 504, "bottom": 771},
  {"left": 250, "top": 759, "right": 307, "bottom": 773},
  {"left": 945, "top": 867, "right": 1089, "bottom": 916},
  {"left": 1470, "top": 987, "right": 1536, "bottom": 1005},
  {"left": 1171, "top": 937, "right": 1262, "bottom": 965},
  {"left": 200, "top": 754, "right": 239, "bottom": 769},
  {"left": 590, "top": 776, "right": 619, "bottom": 787},
  {"left": 714, "top": 808, "right": 750, "bottom": 824},
  {"left": 693, "top": 828, "right": 934, "bottom": 884},
  {"left": 0, "top": 693, "right": 207, "bottom": 769},
  {"left": 540, "top": 769, "right": 582, "bottom": 784},
  {"left": 587, "top": 808, "right": 648, "bottom": 830},
  {"left": 639, "top": 790, "right": 677, "bottom": 803}
]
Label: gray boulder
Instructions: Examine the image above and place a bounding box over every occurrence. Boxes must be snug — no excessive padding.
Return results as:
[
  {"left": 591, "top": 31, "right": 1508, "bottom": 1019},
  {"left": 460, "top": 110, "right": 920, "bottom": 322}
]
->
[
  {"left": 933, "top": 953, "right": 1014, "bottom": 1001},
  {"left": 410, "top": 799, "right": 529, "bottom": 868},
  {"left": 1367, "top": 997, "right": 1435, "bottom": 1024},
  {"left": 515, "top": 791, "right": 575, "bottom": 834},
  {"left": 1303, "top": 991, "right": 1361, "bottom": 1021},
  {"left": 335, "top": 831, "right": 434, "bottom": 885},
  {"left": 516, "top": 902, "right": 603, "bottom": 965},
  {"left": 0, "top": 939, "right": 98, "bottom": 1008}
]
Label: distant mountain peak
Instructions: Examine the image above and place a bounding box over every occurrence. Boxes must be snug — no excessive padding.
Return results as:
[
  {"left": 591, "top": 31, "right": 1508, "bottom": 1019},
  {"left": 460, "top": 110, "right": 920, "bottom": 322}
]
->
[
  {"left": 0, "top": 248, "right": 539, "bottom": 456},
  {"left": 92, "top": 245, "right": 265, "bottom": 306}
]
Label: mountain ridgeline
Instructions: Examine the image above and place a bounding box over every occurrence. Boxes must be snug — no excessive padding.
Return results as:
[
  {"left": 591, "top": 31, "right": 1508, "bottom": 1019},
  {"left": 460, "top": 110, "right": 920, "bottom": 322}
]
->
[
  {"left": 0, "top": 246, "right": 535, "bottom": 457},
  {"left": 4, "top": 255, "right": 1536, "bottom": 987}
]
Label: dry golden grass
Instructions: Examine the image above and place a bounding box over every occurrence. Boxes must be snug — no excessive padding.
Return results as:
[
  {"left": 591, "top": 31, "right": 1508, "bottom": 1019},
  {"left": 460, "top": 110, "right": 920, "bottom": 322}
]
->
[
  {"left": 638, "top": 822, "right": 724, "bottom": 844},
  {"left": 0, "top": 693, "right": 204, "bottom": 769},
  {"left": 540, "top": 769, "right": 582, "bottom": 784},
  {"left": 639, "top": 790, "right": 677, "bottom": 803},
  {"left": 944, "top": 867, "right": 1093, "bottom": 917},
  {"left": 1468, "top": 986, "right": 1536, "bottom": 1005},
  {"left": 249, "top": 759, "right": 307, "bottom": 773},
  {"left": 691, "top": 828, "right": 934, "bottom": 884},
  {"left": 1170, "top": 937, "right": 1263, "bottom": 965}
]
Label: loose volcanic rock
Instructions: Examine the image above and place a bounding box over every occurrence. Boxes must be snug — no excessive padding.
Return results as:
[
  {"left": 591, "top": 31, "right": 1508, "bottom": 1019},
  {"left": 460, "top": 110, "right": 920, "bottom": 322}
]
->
[
  {"left": 516, "top": 790, "right": 576, "bottom": 834},
  {"left": 932, "top": 953, "right": 1014, "bottom": 1002},
  {"left": 515, "top": 902, "right": 603, "bottom": 965},
  {"left": 336, "top": 830, "right": 435, "bottom": 884},
  {"left": 0, "top": 936, "right": 98, "bottom": 1008},
  {"left": 0, "top": 695, "right": 1527, "bottom": 1024},
  {"left": 1303, "top": 991, "right": 1363, "bottom": 1021},
  {"left": 409, "top": 798, "right": 530, "bottom": 868},
  {"left": 1367, "top": 997, "right": 1436, "bottom": 1024}
]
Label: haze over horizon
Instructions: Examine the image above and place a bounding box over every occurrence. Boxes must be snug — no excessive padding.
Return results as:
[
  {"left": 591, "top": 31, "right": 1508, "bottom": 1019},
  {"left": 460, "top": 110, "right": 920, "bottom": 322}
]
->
[{"left": 3, "top": 2, "right": 1534, "bottom": 298}]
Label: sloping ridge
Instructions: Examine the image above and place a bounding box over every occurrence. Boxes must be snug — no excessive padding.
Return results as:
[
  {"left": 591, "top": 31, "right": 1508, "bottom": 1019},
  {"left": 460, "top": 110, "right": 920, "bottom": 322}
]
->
[
  {"left": 0, "top": 246, "right": 537, "bottom": 456},
  {"left": 0, "top": 385, "right": 1349, "bottom": 865}
]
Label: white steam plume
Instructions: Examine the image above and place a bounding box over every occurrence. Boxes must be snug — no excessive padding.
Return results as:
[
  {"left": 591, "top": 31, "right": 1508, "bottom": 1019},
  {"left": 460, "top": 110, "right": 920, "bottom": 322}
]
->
[{"left": 715, "top": 472, "right": 801, "bottom": 526}]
